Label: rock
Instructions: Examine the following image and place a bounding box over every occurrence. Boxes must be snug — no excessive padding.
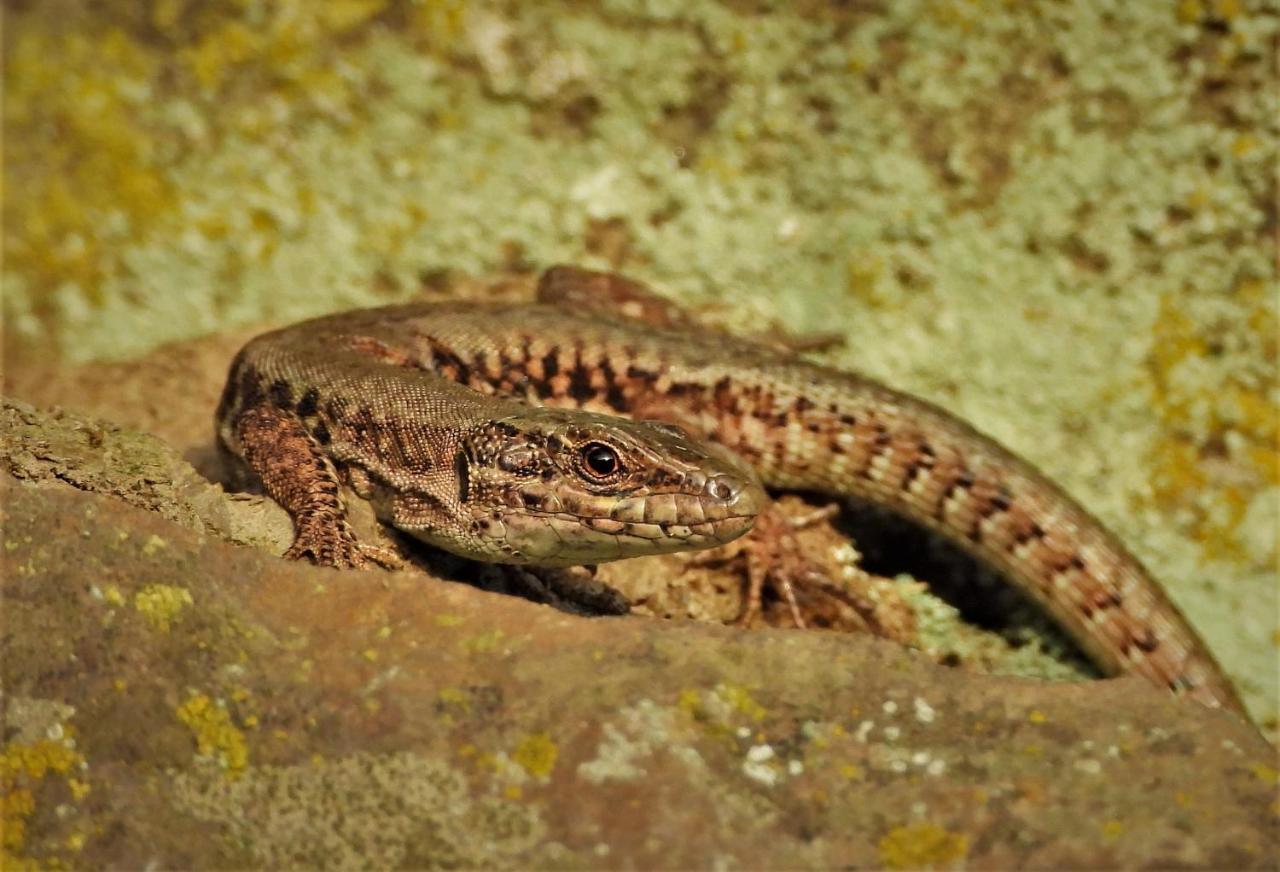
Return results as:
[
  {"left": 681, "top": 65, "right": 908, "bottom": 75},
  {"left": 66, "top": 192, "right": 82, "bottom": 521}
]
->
[{"left": 2, "top": 402, "right": 1275, "bottom": 869}]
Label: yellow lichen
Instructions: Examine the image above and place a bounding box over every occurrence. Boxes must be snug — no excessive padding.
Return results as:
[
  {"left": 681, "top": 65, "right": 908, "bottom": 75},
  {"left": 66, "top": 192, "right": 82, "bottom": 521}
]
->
[
  {"left": 511, "top": 733, "right": 558, "bottom": 780},
  {"left": 319, "top": 0, "right": 388, "bottom": 33},
  {"left": 1145, "top": 287, "right": 1278, "bottom": 561},
  {"left": 1177, "top": 0, "right": 1204, "bottom": 24},
  {"left": 878, "top": 822, "right": 970, "bottom": 870},
  {"left": 1248, "top": 762, "right": 1279, "bottom": 785},
  {"left": 182, "top": 20, "right": 261, "bottom": 91},
  {"left": 0, "top": 740, "right": 81, "bottom": 782},
  {"left": 1232, "top": 133, "right": 1261, "bottom": 158},
  {"left": 718, "top": 684, "right": 767, "bottom": 722},
  {"left": 1102, "top": 820, "right": 1125, "bottom": 840},
  {"left": 844, "top": 250, "right": 889, "bottom": 307},
  {"left": 1, "top": 737, "right": 86, "bottom": 861},
  {"left": 461, "top": 629, "right": 504, "bottom": 654},
  {"left": 409, "top": 0, "right": 468, "bottom": 54},
  {"left": 436, "top": 687, "right": 469, "bottom": 716},
  {"left": 2, "top": 787, "right": 35, "bottom": 854},
  {"left": 176, "top": 693, "right": 249, "bottom": 777},
  {"left": 839, "top": 763, "right": 864, "bottom": 780},
  {"left": 1214, "top": 0, "right": 1242, "bottom": 20},
  {"left": 3, "top": 24, "right": 170, "bottom": 306},
  {"left": 677, "top": 688, "right": 702, "bottom": 717},
  {"left": 4, "top": 0, "right": 412, "bottom": 352},
  {"left": 679, "top": 684, "right": 768, "bottom": 731},
  {"left": 133, "top": 584, "right": 194, "bottom": 632}
]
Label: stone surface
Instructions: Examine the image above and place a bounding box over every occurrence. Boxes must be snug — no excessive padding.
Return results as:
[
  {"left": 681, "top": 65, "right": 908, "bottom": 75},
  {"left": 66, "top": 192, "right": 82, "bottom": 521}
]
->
[
  {"left": 2, "top": 400, "right": 1276, "bottom": 869},
  {"left": 3, "top": 1, "right": 1277, "bottom": 866},
  {"left": 4, "top": 0, "right": 1275, "bottom": 730}
]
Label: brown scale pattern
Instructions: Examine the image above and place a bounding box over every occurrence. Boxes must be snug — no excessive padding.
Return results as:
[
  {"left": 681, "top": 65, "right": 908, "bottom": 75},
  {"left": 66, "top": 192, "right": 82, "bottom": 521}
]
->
[
  {"left": 214, "top": 272, "right": 1245, "bottom": 714},
  {"left": 395, "top": 306, "right": 1240, "bottom": 713}
]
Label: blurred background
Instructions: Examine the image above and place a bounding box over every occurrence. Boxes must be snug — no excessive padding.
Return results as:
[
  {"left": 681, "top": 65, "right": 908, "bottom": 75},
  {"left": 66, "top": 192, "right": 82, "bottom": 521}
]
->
[{"left": 3, "top": 1, "right": 1276, "bottom": 719}]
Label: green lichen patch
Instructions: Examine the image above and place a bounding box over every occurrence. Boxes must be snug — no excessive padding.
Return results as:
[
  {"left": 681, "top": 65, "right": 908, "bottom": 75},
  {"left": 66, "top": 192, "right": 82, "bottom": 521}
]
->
[{"left": 170, "top": 751, "right": 557, "bottom": 869}]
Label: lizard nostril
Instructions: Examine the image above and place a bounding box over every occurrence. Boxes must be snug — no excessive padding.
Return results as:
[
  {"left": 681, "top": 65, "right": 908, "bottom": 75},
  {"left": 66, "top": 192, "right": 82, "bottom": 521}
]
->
[{"left": 706, "top": 475, "right": 739, "bottom": 503}]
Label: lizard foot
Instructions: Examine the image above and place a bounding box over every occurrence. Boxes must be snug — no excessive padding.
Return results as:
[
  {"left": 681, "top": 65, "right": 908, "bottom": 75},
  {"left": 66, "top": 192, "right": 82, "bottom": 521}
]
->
[
  {"left": 480, "top": 564, "right": 631, "bottom": 616},
  {"left": 694, "top": 496, "right": 914, "bottom": 638},
  {"left": 284, "top": 517, "right": 404, "bottom": 571}
]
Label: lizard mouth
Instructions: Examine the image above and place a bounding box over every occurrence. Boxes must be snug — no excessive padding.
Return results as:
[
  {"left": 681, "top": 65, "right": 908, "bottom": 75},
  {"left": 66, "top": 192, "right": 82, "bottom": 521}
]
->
[
  {"left": 483, "top": 506, "right": 759, "bottom": 566},
  {"left": 524, "top": 506, "right": 757, "bottom": 543}
]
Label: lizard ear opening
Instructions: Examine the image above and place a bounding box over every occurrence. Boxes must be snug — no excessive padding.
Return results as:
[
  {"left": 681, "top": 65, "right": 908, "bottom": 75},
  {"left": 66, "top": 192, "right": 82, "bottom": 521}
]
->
[{"left": 453, "top": 448, "right": 470, "bottom": 503}]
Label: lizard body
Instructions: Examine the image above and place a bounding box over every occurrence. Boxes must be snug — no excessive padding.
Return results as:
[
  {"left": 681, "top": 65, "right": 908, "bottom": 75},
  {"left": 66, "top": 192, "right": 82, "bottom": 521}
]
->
[{"left": 216, "top": 266, "right": 1243, "bottom": 713}]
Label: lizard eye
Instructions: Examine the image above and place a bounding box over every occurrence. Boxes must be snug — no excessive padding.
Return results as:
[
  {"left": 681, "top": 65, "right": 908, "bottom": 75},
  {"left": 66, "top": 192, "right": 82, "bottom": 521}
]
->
[{"left": 581, "top": 442, "right": 621, "bottom": 478}]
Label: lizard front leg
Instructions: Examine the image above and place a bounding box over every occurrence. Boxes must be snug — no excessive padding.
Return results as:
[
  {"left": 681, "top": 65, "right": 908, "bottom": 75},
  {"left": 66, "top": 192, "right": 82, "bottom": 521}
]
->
[{"left": 233, "top": 403, "right": 372, "bottom": 569}]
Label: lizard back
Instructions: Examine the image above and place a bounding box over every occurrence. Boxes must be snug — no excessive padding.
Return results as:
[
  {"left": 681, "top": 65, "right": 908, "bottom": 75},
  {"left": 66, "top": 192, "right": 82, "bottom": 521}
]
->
[{"left": 216, "top": 295, "right": 1244, "bottom": 714}]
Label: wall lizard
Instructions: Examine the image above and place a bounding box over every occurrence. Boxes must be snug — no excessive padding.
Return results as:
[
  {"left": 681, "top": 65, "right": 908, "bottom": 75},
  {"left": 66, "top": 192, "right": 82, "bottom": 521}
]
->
[{"left": 216, "top": 265, "right": 1244, "bottom": 714}]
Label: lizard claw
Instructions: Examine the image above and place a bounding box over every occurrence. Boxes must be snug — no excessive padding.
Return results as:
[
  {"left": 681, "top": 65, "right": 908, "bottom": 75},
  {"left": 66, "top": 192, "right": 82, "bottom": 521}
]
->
[
  {"left": 738, "top": 500, "right": 840, "bottom": 629},
  {"left": 693, "top": 497, "right": 903, "bottom": 635},
  {"left": 284, "top": 516, "right": 399, "bottom": 571},
  {"left": 481, "top": 564, "right": 631, "bottom": 616}
]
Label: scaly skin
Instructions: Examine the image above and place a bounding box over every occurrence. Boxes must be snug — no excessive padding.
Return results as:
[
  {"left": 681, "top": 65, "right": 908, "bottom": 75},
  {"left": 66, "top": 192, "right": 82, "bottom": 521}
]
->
[{"left": 216, "top": 266, "right": 1245, "bottom": 714}]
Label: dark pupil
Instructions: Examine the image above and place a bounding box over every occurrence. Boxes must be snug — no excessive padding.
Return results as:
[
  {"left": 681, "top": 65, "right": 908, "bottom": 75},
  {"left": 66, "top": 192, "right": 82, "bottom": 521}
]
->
[{"left": 583, "top": 443, "right": 619, "bottom": 476}]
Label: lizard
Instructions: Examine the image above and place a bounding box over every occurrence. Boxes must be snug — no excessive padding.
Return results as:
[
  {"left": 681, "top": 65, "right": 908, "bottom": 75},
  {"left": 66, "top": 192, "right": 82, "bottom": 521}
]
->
[{"left": 215, "top": 265, "right": 1245, "bottom": 714}]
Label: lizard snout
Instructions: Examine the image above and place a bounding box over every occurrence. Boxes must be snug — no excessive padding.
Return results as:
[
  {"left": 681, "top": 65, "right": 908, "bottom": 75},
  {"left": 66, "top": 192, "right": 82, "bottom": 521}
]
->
[
  {"left": 704, "top": 472, "right": 764, "bottom": 516},
  {"left": 684, "top": 467, "right": 767, "bottom": 532}
]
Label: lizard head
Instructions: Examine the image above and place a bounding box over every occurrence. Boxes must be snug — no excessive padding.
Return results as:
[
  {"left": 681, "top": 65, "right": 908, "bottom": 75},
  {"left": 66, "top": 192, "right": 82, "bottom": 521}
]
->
[{"left": 453, "top": 410, "right": 765, "bottom": 565}]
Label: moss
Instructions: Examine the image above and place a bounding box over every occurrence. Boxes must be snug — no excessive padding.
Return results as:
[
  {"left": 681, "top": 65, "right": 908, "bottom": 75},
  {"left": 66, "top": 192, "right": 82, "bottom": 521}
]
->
[{"left": 877, "top": 822, "right": 970, "bottom": 871}]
